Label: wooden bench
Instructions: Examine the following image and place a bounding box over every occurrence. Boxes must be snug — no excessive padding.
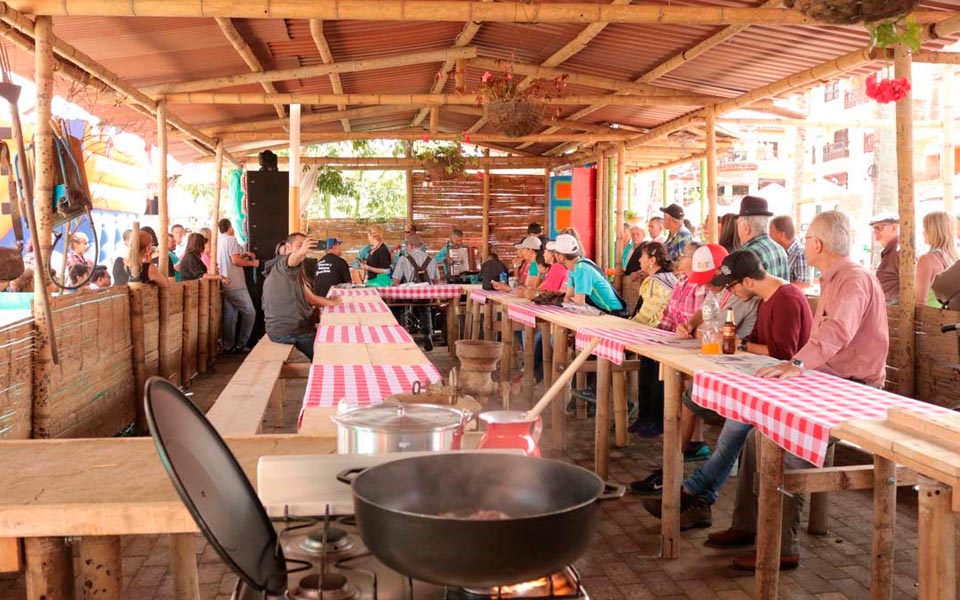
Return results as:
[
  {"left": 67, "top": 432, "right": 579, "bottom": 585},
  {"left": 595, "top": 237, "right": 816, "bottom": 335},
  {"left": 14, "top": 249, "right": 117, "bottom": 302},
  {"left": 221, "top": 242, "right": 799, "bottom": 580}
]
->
[{"left": 206, "top": 337, "right": 295, "bottom": 436}]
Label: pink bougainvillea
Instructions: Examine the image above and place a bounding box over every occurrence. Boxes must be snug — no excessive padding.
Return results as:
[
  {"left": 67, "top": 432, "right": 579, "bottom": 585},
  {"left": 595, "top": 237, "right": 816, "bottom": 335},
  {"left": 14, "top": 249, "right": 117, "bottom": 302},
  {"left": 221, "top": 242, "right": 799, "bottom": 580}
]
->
[{"left": 865, "top": 73, "right": 911, "bottom": 104}]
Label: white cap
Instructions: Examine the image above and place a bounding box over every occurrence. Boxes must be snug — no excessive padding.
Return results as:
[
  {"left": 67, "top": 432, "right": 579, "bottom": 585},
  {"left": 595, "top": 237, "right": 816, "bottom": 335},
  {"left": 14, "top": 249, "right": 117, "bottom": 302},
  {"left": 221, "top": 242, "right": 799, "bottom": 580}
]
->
[
  {"left": 869, "top": 211, "right": 899, "bottom": 226},
  {"left": 514, "top": 236, "right": 542, "bottom": 251},
  {"left": 550, "top": 234, "right": 580, "bottom": 255}
]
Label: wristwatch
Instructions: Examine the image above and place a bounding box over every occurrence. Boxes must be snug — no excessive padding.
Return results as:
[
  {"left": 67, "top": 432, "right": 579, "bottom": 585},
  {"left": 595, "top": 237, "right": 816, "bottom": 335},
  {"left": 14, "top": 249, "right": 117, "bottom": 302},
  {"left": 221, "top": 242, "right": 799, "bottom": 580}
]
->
[{"left": 790, "top": 358, "right": 804, "bottom": 370}]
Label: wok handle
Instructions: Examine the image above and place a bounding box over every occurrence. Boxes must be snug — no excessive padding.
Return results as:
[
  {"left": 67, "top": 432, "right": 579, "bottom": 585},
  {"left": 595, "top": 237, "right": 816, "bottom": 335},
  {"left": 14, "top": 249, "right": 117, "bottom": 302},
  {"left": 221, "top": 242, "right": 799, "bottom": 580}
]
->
[
  {"left": 336, "top": 467, "right": 366, "bottom": 485},
  {"left": 599, "top": 482, "right": 627, "bottom": 500}
]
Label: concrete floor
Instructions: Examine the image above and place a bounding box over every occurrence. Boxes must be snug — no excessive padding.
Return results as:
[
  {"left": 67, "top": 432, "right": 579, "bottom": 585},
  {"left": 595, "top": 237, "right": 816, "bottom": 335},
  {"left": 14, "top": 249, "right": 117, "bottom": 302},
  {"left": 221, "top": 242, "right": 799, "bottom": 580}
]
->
[{"left": 0, "top": 344, "right": 930, "bottom": 599}]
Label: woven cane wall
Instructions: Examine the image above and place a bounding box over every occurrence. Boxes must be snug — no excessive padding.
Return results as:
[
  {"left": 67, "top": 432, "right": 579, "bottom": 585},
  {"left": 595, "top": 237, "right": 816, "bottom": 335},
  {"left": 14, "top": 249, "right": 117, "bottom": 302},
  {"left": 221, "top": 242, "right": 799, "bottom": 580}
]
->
[
  {"left": 181, "top": 280, "right": 200, "bottom": 384},
  {"left": 0, "top": 318, "right": 33, "bottom": 439},
  {"left": 886, "top": 305, "right": 960, "bottom": 408},
  {"left": 159, "top": 284, "right": 184, "bottom": 386},
  {"left": 34, "top": 288, "right": 135, "bottom": 439}
]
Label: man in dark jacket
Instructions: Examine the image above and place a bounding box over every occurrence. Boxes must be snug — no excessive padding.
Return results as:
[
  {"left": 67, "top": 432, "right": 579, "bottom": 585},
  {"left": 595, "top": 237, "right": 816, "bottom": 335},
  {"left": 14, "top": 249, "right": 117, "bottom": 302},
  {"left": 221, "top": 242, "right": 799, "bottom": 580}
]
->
[{"left": 314, "top": 238, "right": 352, "bottom": 297}]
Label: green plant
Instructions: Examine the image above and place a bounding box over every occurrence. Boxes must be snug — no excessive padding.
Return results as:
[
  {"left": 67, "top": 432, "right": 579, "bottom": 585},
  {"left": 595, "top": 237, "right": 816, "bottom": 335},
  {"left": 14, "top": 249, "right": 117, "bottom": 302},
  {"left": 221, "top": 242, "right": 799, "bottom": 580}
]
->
[
  {"left": 866, "top": 17, "right": 922, "bottom": 51},
  {"left": 412, "top": 141, "right": 476, "bottom": 178},
  {"left": 475, "top": 54, "right": 567, "bottom": 105}
]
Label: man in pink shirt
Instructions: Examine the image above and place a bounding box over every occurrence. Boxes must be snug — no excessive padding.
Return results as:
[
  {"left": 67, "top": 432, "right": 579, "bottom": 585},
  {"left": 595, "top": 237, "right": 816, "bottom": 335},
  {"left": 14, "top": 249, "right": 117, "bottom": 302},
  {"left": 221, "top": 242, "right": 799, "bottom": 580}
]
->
[{"left": 707, "top": 210, "right": 889, "bottom": 571}]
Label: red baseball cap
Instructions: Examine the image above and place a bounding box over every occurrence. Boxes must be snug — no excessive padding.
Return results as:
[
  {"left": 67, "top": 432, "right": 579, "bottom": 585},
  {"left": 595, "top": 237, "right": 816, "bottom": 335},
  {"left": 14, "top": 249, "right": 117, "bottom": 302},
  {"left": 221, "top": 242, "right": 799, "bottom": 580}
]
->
[{"left": 688, "top": 243, "right": 728, "bottom": 284}]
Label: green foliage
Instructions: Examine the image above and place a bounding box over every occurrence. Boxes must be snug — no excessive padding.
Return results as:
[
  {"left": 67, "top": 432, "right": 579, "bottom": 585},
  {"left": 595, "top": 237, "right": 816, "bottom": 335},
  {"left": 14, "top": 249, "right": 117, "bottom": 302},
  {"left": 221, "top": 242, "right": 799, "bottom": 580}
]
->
[
  {"left": 412, "top": 141, "right": 476, "bottom": 178},
  {"left": 866, "top": 17, "right": 922, "bottom": 52},
  {"left": 302, "top": 140, "right": 408, "bottom": 220}
]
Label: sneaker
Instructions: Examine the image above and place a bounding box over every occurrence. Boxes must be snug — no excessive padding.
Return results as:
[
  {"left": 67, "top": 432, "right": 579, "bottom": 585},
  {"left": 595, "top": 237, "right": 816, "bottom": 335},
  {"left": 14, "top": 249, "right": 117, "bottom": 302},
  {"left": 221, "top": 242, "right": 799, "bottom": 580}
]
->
[
  {"left": 641, "top": 493, "right": 712, "bottom": 530},
  {"left": 635, "top": 421, "right": 663, "bottom": 439},
  {"left": 234, "top": 345, "right": 252, "bottom": 354},
  {"left": 630, "top": 469, "right": 663, "bottom": 495},
  {"left": 683, "top": 442, "right": 711, "bottom": 462}
]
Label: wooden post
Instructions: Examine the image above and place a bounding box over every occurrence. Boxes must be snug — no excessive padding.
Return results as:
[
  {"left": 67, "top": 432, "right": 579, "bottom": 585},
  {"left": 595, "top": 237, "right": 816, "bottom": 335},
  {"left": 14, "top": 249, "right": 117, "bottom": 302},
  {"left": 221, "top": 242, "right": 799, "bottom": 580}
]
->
[
  {"left": 705, "top": 105, "right": 718, "bottom": 243},
  {"left": 522, "top": 324, "right": 536, "bottom": 400},
  {"left": 807, "top": 442, "right": 835, "bottom": 535},
  {"left": 916, "top": 476, "right": 956, "bottom": 600},
  {"left": 24, "top": 537, "right": 72, "bottom": 600},
  {"left": 404, "top": 141, "right": 414, "bottom": 230},
  {"left": 550, "top": 323, "right": 568, "bottom": 450},
  {"left": 481, "top": 149, "right": 491, "bottom": 259},
  {"left": 157, "top": 99, "right": 169, "bottom": 277},
  {"left": 544, "top": 168, "right": 551, "bottom": 231},
  {"left": 607, "top": 156, "right": 615, "bottom": 266},
  {"left": 895, "top": 44, "right": 916, "bottom": 398},
  {"left": 446, "top": 298, "right": 457, "bottom": 357},
  {"left": 943, "top": 67, "right": 954, "bottom": 215},
  {"left": 289, "top": 103, "right": 301, "bottom": 233},
  {"left": 471, "top": 299, "right": 482, "bottom": 341},
  {"left": 429, "top": 107, "right": 439, "bottom": 135},
  {"left": 594, "top": 358, "right": 611, "bottom": 479},
  {"left": 755, "top": 435, "right": 786, "bottom": 599},
  {"left": 539, "top": 322, "right": 553, "bottom": 388},
  {"left": 660, "top": 365, "right": 683, "bottom": 559},
  {"left": 78, "top": 537, "right": 122, "bottom": 600},
  {"left": 614, "top": 143, "right": 625, "bottom": 286},
  {"left": 32, "top": 14, "right": 55, "bottom": 448},
  {"left": 210, "top": 141, "right": 224, "bottom": 275},
  {"left": 169, "top": 533, "right": 200, "bottom": 600},
  {"left": 612, "top": 369, "right": 627, "bottom": 447},
  {"left": 871, "top": 456, "right": 897, "bottom": 600},
  {"left": 499, "top": 306, "right": 513, "bottom": 408}
]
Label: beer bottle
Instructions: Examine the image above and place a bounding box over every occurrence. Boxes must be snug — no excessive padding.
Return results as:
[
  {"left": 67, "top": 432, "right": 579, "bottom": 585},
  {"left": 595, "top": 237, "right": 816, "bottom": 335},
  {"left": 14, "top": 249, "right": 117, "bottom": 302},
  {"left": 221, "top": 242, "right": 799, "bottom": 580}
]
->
[{"left": 721, "top": 308, "right": 737, "bottom": 354}]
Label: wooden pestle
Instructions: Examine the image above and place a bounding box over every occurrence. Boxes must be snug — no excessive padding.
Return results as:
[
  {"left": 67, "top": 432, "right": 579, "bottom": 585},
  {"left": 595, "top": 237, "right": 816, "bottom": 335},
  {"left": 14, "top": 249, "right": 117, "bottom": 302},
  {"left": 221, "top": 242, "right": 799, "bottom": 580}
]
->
[{"left": 525, "top": 337, "right": 600, "bottom": 420}]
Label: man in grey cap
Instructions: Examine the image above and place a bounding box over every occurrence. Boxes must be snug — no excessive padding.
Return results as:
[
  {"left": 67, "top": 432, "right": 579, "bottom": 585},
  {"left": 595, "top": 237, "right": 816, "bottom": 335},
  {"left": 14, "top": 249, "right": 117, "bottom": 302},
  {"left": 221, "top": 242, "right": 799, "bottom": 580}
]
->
[
  {"left": 870, "top": 212, "right": 900, "bottom": 302},
  {"left": 661, "top": 203, "right": 693, "bottom": 263}
]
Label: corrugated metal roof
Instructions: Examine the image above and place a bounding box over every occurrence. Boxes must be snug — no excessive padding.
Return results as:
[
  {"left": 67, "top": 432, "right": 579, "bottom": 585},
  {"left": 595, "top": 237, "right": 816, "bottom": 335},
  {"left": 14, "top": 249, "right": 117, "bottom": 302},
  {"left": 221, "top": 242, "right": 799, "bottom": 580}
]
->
[{"left": 0, "top": 1, "right": 955, "bottom": 161}]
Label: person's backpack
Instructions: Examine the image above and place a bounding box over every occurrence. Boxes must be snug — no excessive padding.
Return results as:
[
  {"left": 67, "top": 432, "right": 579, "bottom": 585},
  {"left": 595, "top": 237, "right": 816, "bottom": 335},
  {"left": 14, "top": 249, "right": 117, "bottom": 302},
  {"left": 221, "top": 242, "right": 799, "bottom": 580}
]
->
[{"left": 405, "top": 253, "right": 433, "bottom": 283}]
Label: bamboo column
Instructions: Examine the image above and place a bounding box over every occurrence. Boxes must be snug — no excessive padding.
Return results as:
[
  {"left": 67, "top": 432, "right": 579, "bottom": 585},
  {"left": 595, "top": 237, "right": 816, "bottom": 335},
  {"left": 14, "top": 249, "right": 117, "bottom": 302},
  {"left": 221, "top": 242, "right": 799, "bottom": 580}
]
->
[
  {"left": 705, "top": 106, "right": 718, "bottom": 243},
  {"left": 289, "top": 103, "right": 301, "bottom": 233},
  {"left": 943, "top": 67, "right": 954, "bottom": 214},
  {"left": 210, "top": 141, "right": 224, "bottom": 275},
  {"left": 405, "top": 141, "right": 414, "bottom": 230},
  {"left": 895, "top": 44, "right": 916, "bottom": 398},
  {"left": 481, "top": 149, "right": 491, "bottom": 259},
  {"left": 594, "top": 152, "right": 605, "bottom": 261},
  {"left": 543, "top": 167, "right": 551, "bottom": 230},
  {"left": 614, "top": 143, "right": 625, "bottom": 287},
  {"left": 157, "top": 99, "right": 169, "bottom": 277}
]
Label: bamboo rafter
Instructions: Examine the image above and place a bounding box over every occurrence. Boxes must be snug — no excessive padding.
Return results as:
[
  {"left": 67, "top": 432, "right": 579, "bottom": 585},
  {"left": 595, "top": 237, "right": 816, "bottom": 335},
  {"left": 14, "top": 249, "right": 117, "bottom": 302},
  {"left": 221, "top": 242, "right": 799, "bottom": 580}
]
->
[
  {"left": 214, "top": 17, "right": 285, "bottom": 119},
  {"left": 161, "top": 92, "right": 719, "bottom": 106},
  {"left": 271, "top": 156, "right": 560, "bottom": 168},
  {"left": 7, "top": 1, "right": 951, "bottom": 25},
  {"left": 216, "top": 130, "right": 638, "bottom": 143},
  {"left": 718, "top": 117, "right": 942, "bottom": 129},
  {"left": 309, "top": 20, "right": 349, "bottom": 132},
  {"left": 203, "top": 105, "right": 411, "bottom": 134}
]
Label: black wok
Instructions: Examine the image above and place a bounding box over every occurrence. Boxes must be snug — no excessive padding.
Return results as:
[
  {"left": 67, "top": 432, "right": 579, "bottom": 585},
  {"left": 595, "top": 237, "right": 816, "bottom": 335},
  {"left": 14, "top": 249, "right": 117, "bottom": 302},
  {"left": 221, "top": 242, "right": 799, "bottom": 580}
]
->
[{"left": 337, "top": 453, "right": 604, "bottom": 588}]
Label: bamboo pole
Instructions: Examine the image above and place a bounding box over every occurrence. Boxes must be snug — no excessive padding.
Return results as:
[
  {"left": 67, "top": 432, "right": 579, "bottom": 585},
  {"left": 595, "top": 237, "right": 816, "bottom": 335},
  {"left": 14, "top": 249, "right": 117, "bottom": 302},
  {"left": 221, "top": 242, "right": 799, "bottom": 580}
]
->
[
  {"left": 269, "top": 155, "right": 559, "bottom": 168},
  {"left": 717, "top": 117, "right": 939, "bottom": 129},
  {"left": 481, "top": 149, "right": 491, "bottom": 259},
  {"left": 895, "top": 44, "right": 916, "bottom": 398},
  {"left": 943, "top": 67, "right": 955, "bottom": 214},
  {"left": 308, "top": 20, "right": 349, "bottom": 132},
  {"left": 161, "top": 91, "right": 719, "bottom": 107},
  {"left": 215, "top": 130, "right": 641, "bottom": 144},
  {"left": 22, "top": 1, "right": 951, "bottom": 25},
  {"left": 543, "top": 167, "right": 551, "bottom": 231},
  {"left": 24, "top": 537, "right": 72, "bottom": 600},
  {"left": 157, "top": 99, "right": 169, "bottom": 277},
  {"left": 614, "top": 143, "right": 625, "bottom": 275},
  {"left": 215, "top": 17, "right": 284, "bottom": 119},
  {"left": 0, "top": 3, "right": 241, "bottom": 166},
  {"left": 210, "top": 141, "right": 224, "bottom": 275},
  {"left": 405, "top": 141, "right": 414, "bottom": 230},
  {"left": 429, "top": 107, "right": 439, "bottom": 135},
  {"left": 705, "top": 106, "right": 718, "bottom": 244},
  {"left": 891, "top": 49, "right": 960, "bottom": 64},
  {"left": 594, "top": 151, "right": 605, "bottom": 262},
  {"left": 289, "top": 103, "right": 301, "bottom": 233},
  {"left": 0, "top": 23, "right": 109, "bottom": 94}
]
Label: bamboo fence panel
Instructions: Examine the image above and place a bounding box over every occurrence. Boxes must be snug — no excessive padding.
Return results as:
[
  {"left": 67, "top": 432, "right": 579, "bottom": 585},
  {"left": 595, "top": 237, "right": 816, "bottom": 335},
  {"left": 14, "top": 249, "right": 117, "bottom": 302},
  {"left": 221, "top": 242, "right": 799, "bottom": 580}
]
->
[
  {"left": 158, "top": 284, "right": 184, "bottom": 386},
  {"left": 181, "top": 280, "right": 200, "bottom": 384},
  {"left": 129, "top": 284, "right": 160, "bottom": 425},
  {"left": 209, "top": 280, "right": 222, "bottom": 364},
  {"left": 198, "top": 278, "right": 210, "bottom": 374},
  {"left": 33, "top": 288, "right": 135, "bottom": 439},
  {"left": 0, "top": 318, "right": 34, "bottom": 439}
]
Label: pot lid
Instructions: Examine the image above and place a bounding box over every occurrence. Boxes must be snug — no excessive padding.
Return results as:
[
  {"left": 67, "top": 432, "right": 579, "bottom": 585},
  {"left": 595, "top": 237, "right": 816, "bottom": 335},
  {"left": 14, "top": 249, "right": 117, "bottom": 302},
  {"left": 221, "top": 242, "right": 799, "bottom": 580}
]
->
[{"left": 333, "top": 403, "right": 466, "bottom": 431}]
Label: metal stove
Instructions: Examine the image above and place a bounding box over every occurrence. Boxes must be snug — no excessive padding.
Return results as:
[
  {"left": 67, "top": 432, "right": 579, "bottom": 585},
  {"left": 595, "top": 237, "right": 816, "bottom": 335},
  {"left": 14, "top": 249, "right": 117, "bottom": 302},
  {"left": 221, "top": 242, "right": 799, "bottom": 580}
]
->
[{"left": 239, "top": 508, "right": 590, "bottom": 600}]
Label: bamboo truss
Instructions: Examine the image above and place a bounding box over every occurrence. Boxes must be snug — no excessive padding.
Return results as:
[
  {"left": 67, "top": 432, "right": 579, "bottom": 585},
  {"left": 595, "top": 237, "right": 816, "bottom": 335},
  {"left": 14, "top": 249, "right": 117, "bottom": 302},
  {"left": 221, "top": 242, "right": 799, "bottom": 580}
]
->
[
  {"left": 215, "top": 17, "right": 285, "bottom": 119},
  {"left": 270, "top": 156, "right": 559, "bottom": 168},
  {"left": 8, "top": 1, "right": 950, "bottom": 25},
  {"left": 162, "top": 92, "right": 718, "bottom": 106},
  {"left": 309, "top": 20, "right": 349, "bottom": 132},
  {"left": 216, "top": 130, "right": 637, "bottom": 143}
]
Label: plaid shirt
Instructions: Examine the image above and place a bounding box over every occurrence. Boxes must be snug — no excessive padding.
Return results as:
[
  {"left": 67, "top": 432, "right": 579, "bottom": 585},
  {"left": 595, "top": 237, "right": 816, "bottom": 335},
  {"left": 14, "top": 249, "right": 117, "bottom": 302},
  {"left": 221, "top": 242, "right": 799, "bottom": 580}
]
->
[
  {"left": 664, "top": 226, "right": 693, "bottom": 263},
  {"left": 785, "top": 238, "right": 810, "bottom": 284},
  {"left": 657, "top": 275, "right": 708, "bottom": 332},
  {"left": 742, "top": 233, "right": 790, "bottom": 280}
]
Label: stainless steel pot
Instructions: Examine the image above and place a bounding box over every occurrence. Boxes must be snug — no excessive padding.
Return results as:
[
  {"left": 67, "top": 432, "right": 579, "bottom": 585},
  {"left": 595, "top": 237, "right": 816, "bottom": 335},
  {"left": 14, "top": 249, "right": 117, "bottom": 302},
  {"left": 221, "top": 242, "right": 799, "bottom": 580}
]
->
[{"left": 331, "top": 403, "right": 473, "bottom": 454}]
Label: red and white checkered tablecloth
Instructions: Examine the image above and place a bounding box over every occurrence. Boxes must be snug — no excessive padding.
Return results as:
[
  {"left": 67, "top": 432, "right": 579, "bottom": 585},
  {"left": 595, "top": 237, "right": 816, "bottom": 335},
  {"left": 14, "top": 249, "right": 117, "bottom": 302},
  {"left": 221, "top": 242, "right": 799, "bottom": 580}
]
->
[
  {"left": 377, "top": 284, "right": 464, "bottom": 301},
  {"left": 574, "top": 326, "right": 675, "bottom": 365},
  {"left": 691, "top": 370, "right": 955, "bottom": 467},
  {"left": 469, "top": 290, "right": 514, "bottom": 304},
  {"left": 323, "top": 299, "right": 391, "bottom": 314},
  {"left": 506, "top": 303, "right": 580, "bottom": 328},
  {"left": 299, "top": 364, "right": 443, "bottom": 423},
  {"left": 315, "top": 325, "right": 413, "bottom": 344},
  {"left": 327, "top": 287, "right": 380, "bottom": 297}
]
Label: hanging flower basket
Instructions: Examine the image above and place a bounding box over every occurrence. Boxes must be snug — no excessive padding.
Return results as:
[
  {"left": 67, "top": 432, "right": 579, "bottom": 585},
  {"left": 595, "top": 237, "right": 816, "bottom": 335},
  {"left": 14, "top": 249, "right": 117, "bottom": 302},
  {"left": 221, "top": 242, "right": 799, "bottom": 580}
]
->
[
  {"left": 485, "top": 99, "right": 546, "bottom": 138},
  {"left": 783, "top": 0, "right": 919, "bottom": 24}
]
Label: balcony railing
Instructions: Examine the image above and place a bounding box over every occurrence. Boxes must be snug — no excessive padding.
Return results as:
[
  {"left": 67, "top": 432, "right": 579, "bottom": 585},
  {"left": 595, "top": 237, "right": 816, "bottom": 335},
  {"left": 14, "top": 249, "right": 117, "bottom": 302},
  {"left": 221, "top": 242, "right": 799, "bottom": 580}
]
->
[{"left": 821, "top": 141, "right": 849, "bottom": 162}]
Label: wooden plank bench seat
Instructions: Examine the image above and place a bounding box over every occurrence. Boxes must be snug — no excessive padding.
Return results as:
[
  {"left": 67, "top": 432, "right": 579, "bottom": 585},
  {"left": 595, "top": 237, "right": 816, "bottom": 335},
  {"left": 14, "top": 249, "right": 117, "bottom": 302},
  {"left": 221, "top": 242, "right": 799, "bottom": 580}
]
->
[{"left": 206, "top": 337, "right": 295, "bottom": 436}]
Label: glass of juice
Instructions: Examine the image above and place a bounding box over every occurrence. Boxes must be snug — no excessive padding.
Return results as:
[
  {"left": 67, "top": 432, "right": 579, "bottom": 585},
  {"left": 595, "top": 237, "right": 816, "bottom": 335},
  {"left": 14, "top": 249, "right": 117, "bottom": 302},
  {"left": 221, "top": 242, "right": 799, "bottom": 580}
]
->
[{"left": 701, "top": 327, "right": 721, "bottom": 355}]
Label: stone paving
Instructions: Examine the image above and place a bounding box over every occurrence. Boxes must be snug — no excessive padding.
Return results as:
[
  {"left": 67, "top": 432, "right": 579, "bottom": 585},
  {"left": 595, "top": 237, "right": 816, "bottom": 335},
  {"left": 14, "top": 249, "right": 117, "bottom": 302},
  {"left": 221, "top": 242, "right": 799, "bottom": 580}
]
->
[{"left": 0, "top": 346, "right": 934, "bottom": 599}]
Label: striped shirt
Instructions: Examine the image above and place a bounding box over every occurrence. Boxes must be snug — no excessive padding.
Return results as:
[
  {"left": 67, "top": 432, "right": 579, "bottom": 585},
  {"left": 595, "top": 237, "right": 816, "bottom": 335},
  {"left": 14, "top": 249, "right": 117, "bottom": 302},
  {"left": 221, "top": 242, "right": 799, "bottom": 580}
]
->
[
  {"left": 785, "top": 238, "right": 810, "bottom": 284},
  {"left": 742, "top": 233, "right": 790, "bottom": 280}
]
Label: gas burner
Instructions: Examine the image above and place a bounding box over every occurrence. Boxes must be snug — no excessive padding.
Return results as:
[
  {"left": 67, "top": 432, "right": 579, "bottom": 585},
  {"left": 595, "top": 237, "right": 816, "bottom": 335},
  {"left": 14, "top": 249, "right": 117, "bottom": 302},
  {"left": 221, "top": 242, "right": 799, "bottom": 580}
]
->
[
  {"left": 287, "top": 572, "right": 359, "bottom": 600},
  {"left": 458, "top": 570, "right": 582, "bottom": 599},
  {"left": 299, "top": 527, "right": 355, "bottom": 555}
]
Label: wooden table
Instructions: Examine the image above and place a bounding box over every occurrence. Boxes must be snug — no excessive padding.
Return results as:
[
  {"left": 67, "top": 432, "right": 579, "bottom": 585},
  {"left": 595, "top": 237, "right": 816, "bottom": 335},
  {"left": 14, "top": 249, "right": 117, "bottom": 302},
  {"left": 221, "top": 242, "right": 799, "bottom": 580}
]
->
[{"left": 0, "top": 435, "right": 335, "bottom": 599}]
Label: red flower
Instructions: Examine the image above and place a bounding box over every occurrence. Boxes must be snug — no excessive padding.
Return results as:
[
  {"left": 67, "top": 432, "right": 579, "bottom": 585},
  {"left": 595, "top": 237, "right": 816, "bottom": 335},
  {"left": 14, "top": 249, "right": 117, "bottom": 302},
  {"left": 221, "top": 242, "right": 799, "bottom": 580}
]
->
[
  {"left": 865, "top": 73, "right": 911, "bottom": 104},
  {"left": 476, "top": 171, "right": 484, "bottom": 179},
  {"left": 420, "top": 135, "right": 431, "bottom": 142},
  {"left": 436, "top": 71, "right": 444, "bottom": 80},
  {"left": 481, "top": 71, "right": 493, "bottom": 84},
  {"left": 463, "top": 132, "right": 472, "bottom": 143},
  {"left": 506, "top": 73, "right": 512, "bottom": 81}
]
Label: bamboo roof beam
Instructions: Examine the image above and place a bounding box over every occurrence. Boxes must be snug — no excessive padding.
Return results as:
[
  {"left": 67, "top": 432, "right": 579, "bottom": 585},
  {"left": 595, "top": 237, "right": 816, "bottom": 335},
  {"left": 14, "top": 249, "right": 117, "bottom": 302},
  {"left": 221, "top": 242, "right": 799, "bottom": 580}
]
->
[
  {"left": 214, "top": 17, "right": 285, "bottom": 120},
  {"left": 469, "top": 0, "right": 632, "bottom": 136},
  {"left": 162, "top": 92, "right": 719, "bottom": 107},
  {"left": 411, "top": 0, "right": 491, "bottom": 127},
  {"left": 216, "top": 130, "right": 638, "bottom": 143},
  {"left": 203, "top": 105, "right": 411, "bottom": 134},
  {"left": 743, "top": 98, "right": 808, "bottom": 120},
  {"left": 718, "top": 117, "right": 941, "bottom": 128},
  {"left": 0, "top": 22, "right": 110, "bottom": 94},
  {"left": 144, "top": 48, "right": 478, "bottom": 95},
  {"left": 626, "top": 153, "right": 707, "bottom": 174},
  {"left": 892, "top": 50, "right": 960, "bottom": 64},
  {"left": 271, "top": 156, "right": 559, "bottom": 168},
  {"left": 0, "top": 2, "right": 240, "bottom": 166},
  {"left": 9, "top": 1, "right": 951, "bottom": 25},
  {"left": 308, "top": 20, "right": 349, "bottom": 132}
]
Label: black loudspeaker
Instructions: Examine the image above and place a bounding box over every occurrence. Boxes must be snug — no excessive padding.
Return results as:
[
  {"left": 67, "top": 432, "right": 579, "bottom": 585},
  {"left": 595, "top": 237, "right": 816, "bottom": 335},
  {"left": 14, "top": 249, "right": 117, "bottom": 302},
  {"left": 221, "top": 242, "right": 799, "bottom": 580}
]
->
[{"left": 246, "top": 170, "right": 289, "bottom": 261}]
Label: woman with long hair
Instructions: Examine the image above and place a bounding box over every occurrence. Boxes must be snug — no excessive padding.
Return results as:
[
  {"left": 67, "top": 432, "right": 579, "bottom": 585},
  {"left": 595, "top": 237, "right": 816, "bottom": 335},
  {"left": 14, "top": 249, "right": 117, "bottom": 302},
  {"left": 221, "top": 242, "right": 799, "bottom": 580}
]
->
[
  {"left": 632, "top": 242, "right": 677, "bottom": 325},
  {"left": 179, "top": 232, "right": 224, "bottom": 282},
  {"left": 128, "top": 230, "right": 168, "bottom": 287},
  {"left": 917, "top": 211, "right": 959, "bottom": 306},
  {"left": 718, "top": 213, "right": 741, "bottom": 253}
]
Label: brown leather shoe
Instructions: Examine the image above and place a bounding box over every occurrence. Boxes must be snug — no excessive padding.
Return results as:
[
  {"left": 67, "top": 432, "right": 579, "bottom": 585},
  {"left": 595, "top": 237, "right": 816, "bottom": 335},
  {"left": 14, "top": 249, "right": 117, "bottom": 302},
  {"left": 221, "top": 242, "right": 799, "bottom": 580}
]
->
[
  {"left": 731, "top": 551, "right": 800, "bottom": 571},
  {"left": 704, "top": 528, "right": 755, "bottom": 548}
]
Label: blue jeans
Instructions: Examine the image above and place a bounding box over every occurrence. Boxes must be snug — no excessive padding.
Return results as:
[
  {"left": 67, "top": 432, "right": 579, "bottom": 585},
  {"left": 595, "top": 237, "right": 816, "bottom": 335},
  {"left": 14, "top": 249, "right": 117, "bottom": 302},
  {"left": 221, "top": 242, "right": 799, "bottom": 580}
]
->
[
  {"left": 683, "top": 419, "right": 753, "bottom": 505},
  {"left": 222, "top": 287, "right": 256, "bottom": 349},
  {"left": 268, "top": 332, "right": 315, "bottom": 361}
]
